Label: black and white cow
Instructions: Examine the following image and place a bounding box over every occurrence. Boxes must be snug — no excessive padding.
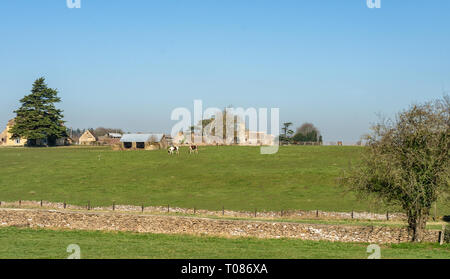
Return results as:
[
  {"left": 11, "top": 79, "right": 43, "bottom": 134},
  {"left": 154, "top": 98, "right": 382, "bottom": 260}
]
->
[
  {"left": 189, "top": 145, "right": 198, "bottom": 154},
  {"left": 168, "top": 146, "right": 179, "bottom": 155}
]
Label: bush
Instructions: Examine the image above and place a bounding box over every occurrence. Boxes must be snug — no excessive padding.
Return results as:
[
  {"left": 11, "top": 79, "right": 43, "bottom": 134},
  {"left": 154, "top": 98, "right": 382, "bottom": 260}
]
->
[{"left": 444, "top": 224, "right": 450, "bottom": 243}]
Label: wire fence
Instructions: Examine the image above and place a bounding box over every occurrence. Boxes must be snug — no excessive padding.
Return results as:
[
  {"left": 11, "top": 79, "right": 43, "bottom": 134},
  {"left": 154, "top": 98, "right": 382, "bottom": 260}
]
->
[{"left": 0, "top": 199, "right": 429, "bottom": 222}]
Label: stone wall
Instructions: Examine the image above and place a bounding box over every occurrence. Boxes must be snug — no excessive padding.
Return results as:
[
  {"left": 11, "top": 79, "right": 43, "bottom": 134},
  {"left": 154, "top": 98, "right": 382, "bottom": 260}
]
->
[
  {"left": 0, "top": 208, "right": 440, "bottom": 243},
  {"left": 0, "top": 200, "right": 407, "bottom": 221}
]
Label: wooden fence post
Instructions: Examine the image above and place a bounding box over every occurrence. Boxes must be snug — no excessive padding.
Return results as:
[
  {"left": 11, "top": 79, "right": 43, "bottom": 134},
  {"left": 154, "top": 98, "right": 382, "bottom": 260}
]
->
[
  {"left": 40, "top": 200, "right": 43, "bottom": 207},
  {"left": 19, "top": 200, "right": 21, "bottom": 207},
  {"left": 63, "top": 201, "right": 66, "bottom": 209},
  {"left": 440, "top": 224, "right": 446, "bottom": 245},
  {"left": 254, "top": 208, "right": 257, "bottom": 217},
  {"left": 113, "top": 202, "right": 115, "bottom": 211},
  {"left": 167, "top": 204, "right": 169, "bottom": 213},
  {"left": 142, "top": 205, "right": 144, "bottom": 213},
  {"left": 386, "top": 211, "right": 389, "bottom": 221},
  {"left": 88, "top": 201, "right": 90, "bottom": 210},
  {"left": 316, "top": 210, "right": 319, "bottom": 218},
  {"left": 222, "top": 206, "right": 224, "bottom": 216},
  {"left": 351, "top": 210, "right": 354, "bottom": 219}
]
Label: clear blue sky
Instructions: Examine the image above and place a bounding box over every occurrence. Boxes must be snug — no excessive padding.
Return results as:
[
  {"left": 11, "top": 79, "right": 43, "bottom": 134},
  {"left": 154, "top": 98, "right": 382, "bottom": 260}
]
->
[{"left": 1, "top": 0, "right": 449, "bottom": 143}]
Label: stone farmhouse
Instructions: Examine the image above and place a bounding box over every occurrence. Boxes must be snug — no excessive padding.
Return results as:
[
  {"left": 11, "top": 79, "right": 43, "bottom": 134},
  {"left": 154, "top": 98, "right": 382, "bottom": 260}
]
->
[
  {"left": 244, "top": 131, "right": 275, "bottom": 146},
  {"left": 0, "top": 119, "right": 27, "bottom": 146},
  {"left": 174, "top": 117, "right": 275, "bottom": 146},
  {"left": 78, "top": 130, "right": 97, "bottom": 145}
]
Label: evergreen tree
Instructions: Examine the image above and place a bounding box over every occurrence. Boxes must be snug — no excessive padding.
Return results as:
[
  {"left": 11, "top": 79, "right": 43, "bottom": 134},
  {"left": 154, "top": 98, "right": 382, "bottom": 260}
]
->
[
  {"left": 10, "top": 77, "right": 67, "bottom": 146},
  {"left": 281, "top": 122, "right": 294, "bottom": 143}
]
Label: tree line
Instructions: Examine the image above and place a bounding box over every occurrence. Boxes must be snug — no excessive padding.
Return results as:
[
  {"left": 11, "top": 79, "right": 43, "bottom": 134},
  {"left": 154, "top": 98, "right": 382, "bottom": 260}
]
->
[{"left": 280, "top": 122, "right": 323, "bottom": 144}]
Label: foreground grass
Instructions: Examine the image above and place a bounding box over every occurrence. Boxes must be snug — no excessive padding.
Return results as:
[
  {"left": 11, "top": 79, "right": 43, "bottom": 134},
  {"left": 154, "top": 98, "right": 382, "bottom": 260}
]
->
[
  {"left": 0, "top": 227, "right": 448, "bottom": 259},
  {"left": 0, "top": 146, "right": 448, "bottom": 214}
]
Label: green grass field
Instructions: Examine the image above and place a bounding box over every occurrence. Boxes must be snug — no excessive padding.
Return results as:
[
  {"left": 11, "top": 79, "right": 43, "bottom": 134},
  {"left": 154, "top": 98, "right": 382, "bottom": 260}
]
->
[
  {"left": 1, "top": 146, "right": 449, "bottom": 259},
  {"left": 0, "top": 227, "right": 448, "bottom": 259},
  {"left": 0, "top": 146, "right": 448, "bottom": 214}
]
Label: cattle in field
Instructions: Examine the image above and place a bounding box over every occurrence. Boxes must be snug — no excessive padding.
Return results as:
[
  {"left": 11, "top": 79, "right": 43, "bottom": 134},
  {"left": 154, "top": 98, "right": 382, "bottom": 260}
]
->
[
  {"left": 168, "top": 146, "right": 179, "bottom": 155},
  {"left": 189, "top": 145, "right": 198, "bottom": 154}
]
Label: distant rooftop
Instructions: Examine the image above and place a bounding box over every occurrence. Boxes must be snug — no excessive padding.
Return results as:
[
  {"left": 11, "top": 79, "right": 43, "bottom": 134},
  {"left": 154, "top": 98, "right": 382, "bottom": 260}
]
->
[{"left": 108, "top": 133, "right": 123, "bottom": 138}]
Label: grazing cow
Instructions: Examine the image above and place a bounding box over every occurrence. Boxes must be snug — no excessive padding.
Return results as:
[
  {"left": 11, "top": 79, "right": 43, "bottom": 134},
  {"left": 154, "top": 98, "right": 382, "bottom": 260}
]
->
[
  {"left": 168, "top": 146, "right": 179, "bottom": 155},
  {"left": 189, "top": 145, "right": 198, "bottom": 154}
]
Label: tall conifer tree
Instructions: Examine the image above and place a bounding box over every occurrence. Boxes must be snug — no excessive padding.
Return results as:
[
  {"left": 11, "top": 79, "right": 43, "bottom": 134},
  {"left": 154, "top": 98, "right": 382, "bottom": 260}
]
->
[{"left": 10, "top": 77, "right": 67, "bottom": 146}]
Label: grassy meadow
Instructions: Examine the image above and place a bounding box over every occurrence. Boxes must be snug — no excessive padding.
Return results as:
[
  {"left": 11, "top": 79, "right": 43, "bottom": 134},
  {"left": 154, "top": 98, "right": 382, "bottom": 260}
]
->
[
  {"left": 0, "top": 145, "right": 448, "bottom": 214},
  {"left": 0, "top": 227, "right": 448, "bottom": 259}
]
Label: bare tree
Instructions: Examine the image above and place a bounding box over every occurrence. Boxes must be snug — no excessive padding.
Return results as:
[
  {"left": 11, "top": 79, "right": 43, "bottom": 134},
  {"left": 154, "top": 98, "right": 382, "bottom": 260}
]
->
[{"left": 342, "top": 96, "right": 449, "bottom": 242}]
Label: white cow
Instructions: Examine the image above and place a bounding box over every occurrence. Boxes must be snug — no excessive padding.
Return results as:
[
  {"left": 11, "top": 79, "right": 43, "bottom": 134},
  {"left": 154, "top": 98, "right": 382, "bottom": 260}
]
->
[
  {"left": 189, "top": 145, "right": 198, "bottom": 154},
  {"left": 168, "top": 146, "right": 179, "bottom": 155}
]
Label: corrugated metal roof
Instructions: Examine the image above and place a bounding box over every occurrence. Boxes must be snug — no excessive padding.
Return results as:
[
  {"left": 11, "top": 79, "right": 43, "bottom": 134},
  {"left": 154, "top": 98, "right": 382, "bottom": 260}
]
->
[{"left": 120, "top": 133, "right": 164, "bottom": 143}]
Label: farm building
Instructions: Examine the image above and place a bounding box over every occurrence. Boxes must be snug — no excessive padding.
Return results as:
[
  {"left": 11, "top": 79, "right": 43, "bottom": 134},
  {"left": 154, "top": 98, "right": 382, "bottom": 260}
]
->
[
  {"left": 119, "top": 134, "right": 168, "bottom": 150},
  {"left": 172, "top": 131, "right": 192, "bottom": 145},
  {"left": 97, "top": 132, "right": 123, "bottom": 145},
  {"left": 244, "top": 131, "right": 275, "bottom": 146},
  {"left": 171, "top": 128, "right": 275, "bottom": 146},
  {"left": 107, "top": 133, "right": 122, "bottom": 139},
  {"left": 0, "top": 119, "right": 27, "bottom": 146},
  {"left": 0, "top": 119, "right": 71, "bottom": 147},
  {"left": 78, "top": 130, "right": 97, "bottom": 145}
]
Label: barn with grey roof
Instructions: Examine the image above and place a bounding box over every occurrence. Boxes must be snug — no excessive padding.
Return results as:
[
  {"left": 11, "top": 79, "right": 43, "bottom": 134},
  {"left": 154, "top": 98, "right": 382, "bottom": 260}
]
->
[{"left": 119, "top": 133, "right": 168, "bottom": 150}]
